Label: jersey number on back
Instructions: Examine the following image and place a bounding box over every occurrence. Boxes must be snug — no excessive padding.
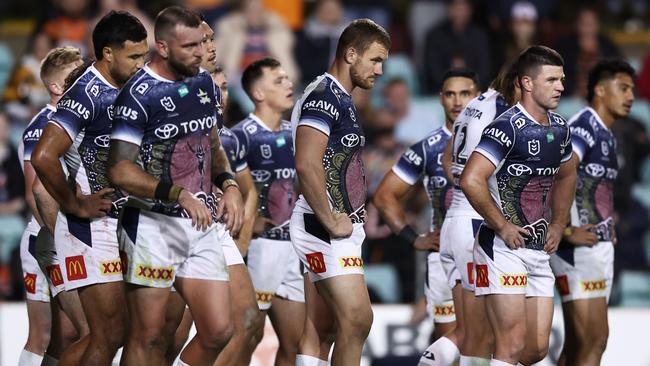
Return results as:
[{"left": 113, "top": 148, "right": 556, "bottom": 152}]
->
[{"left": 453, "top": 124, "right": 469, "bottom": 165}]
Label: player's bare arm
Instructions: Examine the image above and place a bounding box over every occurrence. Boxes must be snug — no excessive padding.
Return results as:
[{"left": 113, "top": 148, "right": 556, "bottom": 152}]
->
[
  {"left": 210, "top": 128, "right": 244, "bottom": 235},
  {"left": 32, "top": 123, "right": 113, "bottom": 218},
  {"left": 545, "top": 155, "right": 577, "bottom": 253},
  {"left": 32, "top": 177, "right": 59, "bottom": 234},
  {"left": 461, "top": 152, "right": 529, "bottom": 249},
  {"left": 442, "top": 139, "right": 454, "bottom": 181},
  {"left": 108, "top": 139, "right": 212, "bottom": 231},
  {"left": 373, "top": 172, "right": 438, "bottom": 250},
  {"left": 23, "top": 161, "right": 45, "bottom": 226},
  {"left": 233, "top": 167, "right": 258, "bottom": 255},
  {"left": 295, "top": 125, "right": 352, "bottom": 238}
]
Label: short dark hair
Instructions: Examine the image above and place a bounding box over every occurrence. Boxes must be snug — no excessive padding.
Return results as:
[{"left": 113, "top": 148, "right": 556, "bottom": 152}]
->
[
  {"left": 93, "top": 10, "right": 147, "bottom": 60},
  {"left": 154, "top": 6, "right": 202, "bottom": 41},
  {"left": 586, "top": 58, "right": 636, "bottom": 103},
  {"left": 335, "top": 19, "right": 391, "bottom": 59},
  {"left": 241, "top": 57, "right": 281, "bottom": 100},
  {"left": 440, "top": 67, "right": 480, "bottom": 90},
  {"left": 515, "top": 45, "right": 564, "bottom": 82}
]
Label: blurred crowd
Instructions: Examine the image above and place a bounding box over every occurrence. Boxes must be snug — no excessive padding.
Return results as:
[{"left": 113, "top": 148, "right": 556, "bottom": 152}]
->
[{"left": 0, "top": 0, "right": 650, "bottom": 303}]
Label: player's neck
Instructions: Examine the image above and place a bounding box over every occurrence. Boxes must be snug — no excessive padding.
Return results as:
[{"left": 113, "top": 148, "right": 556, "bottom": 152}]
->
[
  {"left": 49, "top": 94, "right": 62, "bottom": 107},
  {"left": 520, "top": 97, "right": 549, "bottom": 125},
  {"left": 253, "top": 105, "right": 282, "bottom": 131},
  {"left": 591, "top": 102, "right": 615, "bottom": 127},
  {"left": 149, "top": 56, "right": 184, "bottom": 81},
  {"left": 328, "top": 62, "right": 354, "bottom": 94},
  {"left": 444, "top": 118, "right": 453, "bottom": 132},
  {"left": 94, "top": 60, "right": 121, "bottom": 88}
]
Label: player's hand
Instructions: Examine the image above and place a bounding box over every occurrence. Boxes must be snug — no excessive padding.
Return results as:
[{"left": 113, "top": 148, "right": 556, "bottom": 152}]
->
[
  {"left": 544, "top": 223, "right": 565, "bottom": 253},
  {"left": 414, "top": 231, "right": 439, "bottom": 251},
  {"left": 72, "top": 185, "right": 113, "bottom": 218},
  {"left": 326, "top": 212, "right": 353, "bottom": 239},
  {"left": 253, "top": 216, "right": 276, "bottom": 236},
  {"left": 178, "top": 189, "right": 212, "bottom": 231},
  {"left": 216, "top": 186, "right": 244, "bottom": 236},
  {"left": 566, "top": 224, "right": 598, "bottom": 247},
  {"left": 496, "top": 221, "right": 529, "bottom": 250}
]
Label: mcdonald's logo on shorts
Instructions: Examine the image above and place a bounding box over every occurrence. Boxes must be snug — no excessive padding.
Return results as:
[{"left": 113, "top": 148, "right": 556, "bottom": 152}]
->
[
  {"left": 66, "top": 255, "right": 88, "bottom": 281},
  {"left": 306, "top": 252, "right": 326, "bottom": 273},
  {"left": 556, "top": 275, "right": 570, "bottom": 296},
  {"left": 46, "top": 265, "right": 64, "bottom": 286},
  {"left": 467, "top": 262, "right": 474, "bottom": 285},
  {"left": 475, "top": 264, "right": 489, "bottom": 288},
  {"left": 339, "top": 256, "right": 363, "bottom": 268},
  {"left": 24, "top": 273, "right": 37, "bottom": 294}
]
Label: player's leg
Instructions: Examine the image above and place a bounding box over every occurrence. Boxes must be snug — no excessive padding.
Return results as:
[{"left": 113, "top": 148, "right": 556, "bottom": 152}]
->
[
  {"left": 163, "top": 291, "right": 189, "bottom": 365},
  {"left": 44, "top": 299, "right": 79, "bottom": 363},
  {"left": 296, "top": 273, "right": 335, "bottom": 365},
  {"left": 419, "top": 284, "right": 462, "bottom": 366},
  {"left": 459, "top": 289, "right": 493, "bottom": 365},
  {"left": 19, "top": 300, "right": 51, "bottom": 365},
  {"left": 214, "top": 263, "right": 264, "bottom": 366},
  {"left": 485, "top": 294, "right": 526, "bottom": 364},
  {"left": 269, "top": 296, "right": 305, "bottom": 366},
  {"left": 519, "top": 296, "right": 554, "bottom": 364},
  {"left": 558, "top": 297, "right": 609, "bottom": 365}
]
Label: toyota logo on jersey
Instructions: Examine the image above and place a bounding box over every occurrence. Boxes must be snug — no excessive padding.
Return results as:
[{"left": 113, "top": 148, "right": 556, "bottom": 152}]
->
[
  {"left": 251, "top": 170, "right": 272, "bottom": 182},
  {"left": 155, "top": 124, "right": 179, "bottom": 139},
  {"left": 341, "top": 133, "right": 360, "bottom": 148},
  {"left": 507, "top": 163, "right": 533, "bottom": 176},
  {"left": 94, "top": 134, "right": 110, "bottom": 148},
  {"left": 585, "top": 163, "right": 606, "bottom": 177}
]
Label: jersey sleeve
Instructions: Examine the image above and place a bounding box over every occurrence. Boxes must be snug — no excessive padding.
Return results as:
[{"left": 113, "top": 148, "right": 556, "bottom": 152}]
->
[
  {"left": 21, "top": 118, "right": 44, "bottom": 161},
  {"left": 297, "top": 87, "right": 340, "bottom": 136},
  {"left": 50, "top": 84, "right": 95, "bottom": 141},
  {"left": 568, "top": 116, "right": 594, "bottom": 162},
  {"left": 392, "top": 139, "right": 426, "bottom": 185},
  {"left": 474, "top": 118, "right": 515, "bottom": 167},
  {"left": 110, "top": 83, "right": 148, "bottom": 146},
  {"left": 228, "top": 127, "right": 249, "bottom": 173},
  {"left": 561, "top": 125, "right": 573, "bottom": 163}
]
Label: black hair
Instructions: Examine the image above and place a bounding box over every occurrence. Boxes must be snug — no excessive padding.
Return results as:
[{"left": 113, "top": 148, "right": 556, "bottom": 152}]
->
[
  {"left": 515, "top": 45, "right": 564, "bottom": 83},
  {"left": 490, "top": 60, "right": 518, "bottom": 105},
  {"left": 154, "top": 6, "right": 202, "bottom": 41},
  {"left": 335, "top": 18, "right": 391, "bottom": 59},
  {"left": 241, "top": 57, "right": 282, "bottom": 100},
  {"left": 440, "top": 67, "right": 480, "bottom": 90},
  {"left": 586, "top": 58, "right": 636, "bottom": 103},
  {"left": 93, "top": 10, "right": 147, "bottom": 60}
]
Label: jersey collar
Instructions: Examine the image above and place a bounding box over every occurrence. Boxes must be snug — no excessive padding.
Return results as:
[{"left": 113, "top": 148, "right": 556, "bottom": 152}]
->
[
  {"left": 143, "top": 63, "right": 174, "bottom": 83},
  {"left": 89, "top": 64, "right": 117, "bottom": 89},
  {"left": 45, "top": 104, "right": 56, "bottom": 112},
  {"left": 584, "top": 106, "right": 610, "bottom": 131},
  {"left": 442, "top": 124, "right": 452, "bottom": 136},
  {"left": 248, "top": 113, "right": 273, "bottom": 132},
  {"left": 324, "top": 73, "right": 350, "bottom": 96},
  {"left": 515, "top": 102, "right": 551, "bottom": 126}
]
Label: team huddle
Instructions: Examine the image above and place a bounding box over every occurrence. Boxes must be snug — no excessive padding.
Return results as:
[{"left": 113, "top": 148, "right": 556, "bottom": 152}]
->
[{"left": 15, "top": 4, "right": 634, "bottom": 366}]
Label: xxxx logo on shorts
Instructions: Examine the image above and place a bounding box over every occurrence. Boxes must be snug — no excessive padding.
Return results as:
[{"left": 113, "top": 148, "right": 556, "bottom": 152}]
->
[
  {"left": 339, "top": 256, "right": 363, "bottom": 269},
  {"left": 46, "top": 265, "right": 64, "bottom": 286},
  {"left": 66, "top": 255, "right": 88, "bottom": 281},
  {"left": 467, "top": 262, "right": 474, "bottom": 285},
  {"left": 256, "top": 291, "right": 274, "bottom": 304},
  {"left": 306, "top": 252, "right": 326, "bottom": 274},
  {"left": 475, "top": 264, "right": 489, "bottom": 288},
  {"left": 500, "top": 274, "right": 527, "bottom": 288},
  {"left": 581, "top": 279, "right": 606, "bottom": 292},
  {"left": 24, "top": 273, "right": 37, "bottom": 294},
  {"left": 135, "top": 264, "right": 174, "bottom": 281},
  {"left": 100, "top": 259, "right": 123, "bottom": 276},
  {"left": 556, "top": 275, "right": 570, "bottom": 296},
  {"left": 434, "top": 304, "right": 455, "bottom": 317}
]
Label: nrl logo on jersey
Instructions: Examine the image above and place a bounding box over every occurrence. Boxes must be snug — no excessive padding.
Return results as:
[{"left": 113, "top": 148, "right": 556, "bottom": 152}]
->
[
  {"left": 601, "top": 141, "right": 609, "bottom": 156},
  {"left": 160, "top": 96, "right": 176, "bottom": 112},
  {"left": 528, "top": 139, "right": 540, "bottom": 156},
  {"left": 260, "top": 144, "right": 273, "bottom": 159}
]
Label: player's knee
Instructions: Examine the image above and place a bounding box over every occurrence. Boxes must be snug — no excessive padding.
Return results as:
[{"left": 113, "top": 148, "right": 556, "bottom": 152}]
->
[
  {"left": 197, "top": 319, "right": 234, "bottom": 350},
  {"left": 588, "top": 328, "right": 609, "bottom": 354},
  {"left": 339, "top": 307, "right": 373, "bottom": 339}
]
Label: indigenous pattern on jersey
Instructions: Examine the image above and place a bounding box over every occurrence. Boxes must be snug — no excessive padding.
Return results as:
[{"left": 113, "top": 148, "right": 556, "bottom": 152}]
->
[
  {"left": 111, "top": 65, "right": 223, "bottom": 219},
  {"left": 392, "top": 126, "right": 452, "bottom": 231},
  {"left": 291, "top": 73, "right": 366, "bottom": 223},
  {"left": 50, "top": 65, "right": 124, "bottom": 217},
  {"left": 231, "top": 114, "right": 296, "bottom": 240},
  {"left": 569, "top": 107, "right": 617, "bottom": 241},
  {"left": 474, "top": 103, "right": 572, "bottom": 250},
  {"left": 449, "top": 88, "right": 509, "bottom": 215}
]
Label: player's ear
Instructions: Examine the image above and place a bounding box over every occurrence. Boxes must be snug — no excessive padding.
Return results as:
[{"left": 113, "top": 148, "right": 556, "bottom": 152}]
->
[
  {"left": 156, "top": 40, "right": 169, "bottom": 59},
  {"left": 520, "top": 75, "right": 533, "bottom": 93},
  {"left": 102, "top": 46, "right": 113, "bottom": 63},
  {"left": 49, "top": 81, "right": 64, "bottom": 97},
  {"left": 252, "top": 87, "right": 264, "bottom": 103},
  {"left": 344, "top": 47, "right": 357, "bottom": 65},
  {"left": 595, "top": 83, "right": 606, "bottom": 99}
]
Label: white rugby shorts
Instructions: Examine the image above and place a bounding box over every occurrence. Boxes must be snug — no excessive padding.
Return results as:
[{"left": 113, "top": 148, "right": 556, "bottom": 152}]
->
[
  {"left": 20, "top": 220, "right": 50, "bottom": 301},
  {"left": 425, "top": 252, "right": 455, "bottom": 323},
  {"left": 440, "top": 215, "right": 483, "bottom": 291}
]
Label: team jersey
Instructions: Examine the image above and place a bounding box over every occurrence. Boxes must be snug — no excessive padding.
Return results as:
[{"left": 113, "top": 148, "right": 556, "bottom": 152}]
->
[
  {"left": 448, "top": 88, "right": 509, "bottom": 216},
  {"left": 18, "top": 104, "right": 56, "bottom": 233},
  {"left": 392, "top": 126, "right": 452, "bottom": 231},
  {"left": 230, "top": 114, "right": 296, "bottom": 240},
  {"left": 569, "top": 107, "right": 617, "bottom": 241},
  {"left": 111, "top": 65, "right": 223, "bottom": 219},
  {"left": 218, "top": 127, "right": 241, "bottom": 168},
  {"left": 50, "top": 65, "right": 124, "bottom": 218},
  {"left": 291, "top": 73, "right": 366, "bottom": 223},
  {"left": 474, "top": 103, "right": 572, "bottom": 250}
]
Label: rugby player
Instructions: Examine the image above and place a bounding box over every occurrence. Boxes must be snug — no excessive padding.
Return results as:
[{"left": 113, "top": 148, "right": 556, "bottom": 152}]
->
[
  {"left": 373, "top": 68, "right": 480, "bottom": 366},
  {"left": 551, "top": 59, "right": 635, "bottom": 366},
  {"left": 107, "top": 6, "right": 243, "bottom": 366},
  {"left": 18, "top": 47, "right": 84, "bottom": 366},
  {"left": 291, "top": 19, "right": 390, "bottom": 366},
  {"left": 230, "top": 57, "right": 305, "bottom": 365},
  {"left": 440, "top": 64, "right": 519, "bottom": 366},
  {"left": 460, "top": 45, "right": 576, "bottom": 365},
  {"left": 31, "top": 11, "right": 148, "bottom": 366}
]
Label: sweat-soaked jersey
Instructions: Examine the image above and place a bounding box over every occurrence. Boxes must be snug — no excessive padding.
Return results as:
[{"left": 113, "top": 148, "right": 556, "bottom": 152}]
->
[
  {"left": 291, "top": 73, "right": 367, "bottom": 223},
  {"left": 569, "top": 107, "right": 617, "bottom": 241},
  {"left": 474, "top": 103, "right": 572, "bottom": 250},
  {"left": 392, "top": 126, "right": 452, "bottom": 231},
  {"left": 230, "top": 114, "right": 296, "bottom": 240},
  {"left": 111, "top": 65, "right": 222, "bottom": 219}
]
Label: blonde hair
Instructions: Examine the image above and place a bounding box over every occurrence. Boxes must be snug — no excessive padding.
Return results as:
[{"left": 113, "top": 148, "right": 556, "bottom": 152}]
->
[{"left": 40, "top": 47, "right": 82, "bottom": 87}]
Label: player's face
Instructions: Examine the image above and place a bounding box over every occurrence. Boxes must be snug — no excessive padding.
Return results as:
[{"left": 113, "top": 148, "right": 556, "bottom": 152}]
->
[
  {"left": 212, "top": 71, "right": 229, "bottom": 109},
  {"left": 440, "top": 76, "right": 478, "bottom": 123},
  {"left": 199, "top": 22, "right": 217, "bottom": 73},
  {"left": 258, "top": 66, "right": 294, "bottom": 111},
  {"left": 601, "top": 73, "right": 635, "bottom": 118},
  {"left": 166, "top": 24, "right": 205, "bottom": 77},
  {"left": 351, "top": 41, "right": 388, "bottom": 90},
  {"left": 110, "top": 39, "right": 148, "bottom": 85},
  {"left": 529, "top": 65, "right": 564, "bottom": 110}
]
